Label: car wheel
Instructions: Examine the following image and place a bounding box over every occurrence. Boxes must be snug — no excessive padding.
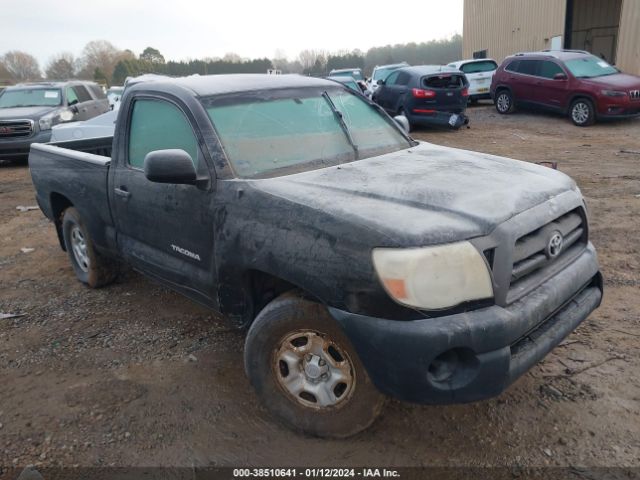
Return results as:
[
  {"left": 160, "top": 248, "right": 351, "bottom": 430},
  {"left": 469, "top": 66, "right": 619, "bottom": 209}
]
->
[
  {"left": 495, "top": 90, "right": 514, "bottom": 114},
  {"left": 62, "top": 207, "right": 119, "bottom": 288},
  {"left": 570, "top": 98, "right": 595, "bottom": 126},
  {"left": 398, "top": 107, "right": 412, "bottom": 132},
  {"left": 244, "top": 291, "right": 386, "bottom": 438}
]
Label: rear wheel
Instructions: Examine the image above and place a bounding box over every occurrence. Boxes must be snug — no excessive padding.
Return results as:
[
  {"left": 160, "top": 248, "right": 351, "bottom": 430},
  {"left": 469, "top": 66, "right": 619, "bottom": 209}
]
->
[
  {"left": 62, "top": 207, "right": 119, "bottom": 288},
  {"left": 244, "top": 292, "right": 385, "bottom": 438},
  {"left": 495, "top": 89, "right": 514, "bottom": 114},
  {"left": 570, "top": 98, "right": 595, "bottom": 126}
]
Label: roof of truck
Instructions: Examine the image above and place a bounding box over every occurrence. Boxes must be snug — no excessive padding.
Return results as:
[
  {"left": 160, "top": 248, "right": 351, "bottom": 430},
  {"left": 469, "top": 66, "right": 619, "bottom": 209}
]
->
[{"left": 131, "top": 74, "right": 339, "bottom": 97}]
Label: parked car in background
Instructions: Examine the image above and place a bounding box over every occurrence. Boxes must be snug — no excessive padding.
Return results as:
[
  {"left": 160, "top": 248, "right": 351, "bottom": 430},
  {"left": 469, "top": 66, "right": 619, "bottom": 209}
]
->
[
  {"left": 29, "top": 73, "right": 601, "bottom": 438},
  {"left": 327, "top": 76, "right": 370, "bottom": 96},
  {"left": 491, "top": 50, "right": 640, "bottom": 126},
  {"left": 367, "top": 62, "right": 409, "bottom": 95},
  {"left": 373, "top": 65, "right": 470, "bottom": 130},
  {"left": 107, "top": 86, "right": 124, "bottom": 110},
  {"left": 448, "top": 58, "right": 498, "bottom": 104},
  {"left": 0, "top": 81, "right": 109, "bottom": 159},
  {"left": 328, "top": 68, "right": 364, "bottom": 82},
  {"left": 50, "top": 109, "right": 117, "bottom": 142}
]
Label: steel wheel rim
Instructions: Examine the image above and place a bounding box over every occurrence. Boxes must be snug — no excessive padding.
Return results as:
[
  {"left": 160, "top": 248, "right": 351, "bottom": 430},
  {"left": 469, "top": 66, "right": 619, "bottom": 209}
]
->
[
  {"left": 273, "top": 330, "right": 355, "bottom": 410},
  {"left": 572, "top": 102, "right": 590, "bottom": 124},
  {"left": 497, "top": 93, "right": 510, "bottom": 112},
  {"left": 70, "top": 225, "right": 89, "bottom": 272}
]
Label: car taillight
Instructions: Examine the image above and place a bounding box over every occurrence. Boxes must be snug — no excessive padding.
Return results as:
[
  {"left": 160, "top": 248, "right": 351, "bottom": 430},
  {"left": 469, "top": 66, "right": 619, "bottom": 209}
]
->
[
  {"left": 412, "top": 88, "right": 436, "bottom": 98},
  {"left": 462, "top": 88, "right": 469, "bottom": 97}
]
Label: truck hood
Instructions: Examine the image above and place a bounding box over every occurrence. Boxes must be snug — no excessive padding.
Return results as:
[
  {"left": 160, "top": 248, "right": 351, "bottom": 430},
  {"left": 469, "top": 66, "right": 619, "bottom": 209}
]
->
[
  {"left": 251, "top": 142, "right": 577, "bottom": 246},
  {"left": 582, "top": 73, "right": 640, "bottom": 90},
  {"left": 0, "top": 105, "right": 58, "bottom": 120}
]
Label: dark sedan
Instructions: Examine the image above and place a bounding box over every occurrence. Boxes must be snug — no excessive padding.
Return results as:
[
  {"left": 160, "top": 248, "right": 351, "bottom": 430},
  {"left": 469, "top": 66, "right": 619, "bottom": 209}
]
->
[{"left": 372, "top": 65, "right": 470, "bottom": 130}]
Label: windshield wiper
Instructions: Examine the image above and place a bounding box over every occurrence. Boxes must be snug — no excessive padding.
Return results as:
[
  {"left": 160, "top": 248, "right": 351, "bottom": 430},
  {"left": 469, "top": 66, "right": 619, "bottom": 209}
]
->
[{"left": 322, "top": 91, "right": 359, "bottom": 160}]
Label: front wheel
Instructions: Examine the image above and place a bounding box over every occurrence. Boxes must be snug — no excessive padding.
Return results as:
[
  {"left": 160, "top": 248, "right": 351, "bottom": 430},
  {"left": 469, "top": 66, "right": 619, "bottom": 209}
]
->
[
  {"left": 570, "top": 98, "right": 596, "bottom": 126},
  {"left": 62, "top": 207, "right": 119, "bottom": 288},
  {"left": 495, "top": 90, "right": 515, "bottom": 114},
  {"left": 244, "top": 292, "right": 385, "bottom": 438}
]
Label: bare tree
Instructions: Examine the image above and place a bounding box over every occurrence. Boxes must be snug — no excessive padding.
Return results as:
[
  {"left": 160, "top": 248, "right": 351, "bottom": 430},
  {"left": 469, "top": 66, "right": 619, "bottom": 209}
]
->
[
  {"left": 45, "top": 52, "right": 76, "bottom": 80},
  {"left": 297, "top": 50, "right": 327, "bottom": 72},
  {"left": 77, "top": 40, "right": 130, "bottom": 82},
  {"left": 222, "top": 52, "right": 242, "bottom": 64},
  {"left": 0, "top": 61, "right": 13, "bottom": 82},
  {"left": 2, "top": 51, "right": 41, "bottom": 81}
]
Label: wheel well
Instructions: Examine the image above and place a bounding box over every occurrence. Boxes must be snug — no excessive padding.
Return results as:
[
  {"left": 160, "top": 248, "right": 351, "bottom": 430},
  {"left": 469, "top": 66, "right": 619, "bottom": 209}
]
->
[
  {"left": 245, "top": 270, "right": 298, "bottom": 321},
  {"left": 495, "top": 86, "right": 512, "bottom": 96},
  {"left": 50, "top": 193, "right": 73, "bottom": 250},
  {"left": 568, "top": 94, "right": 595, "bottom": 113}
]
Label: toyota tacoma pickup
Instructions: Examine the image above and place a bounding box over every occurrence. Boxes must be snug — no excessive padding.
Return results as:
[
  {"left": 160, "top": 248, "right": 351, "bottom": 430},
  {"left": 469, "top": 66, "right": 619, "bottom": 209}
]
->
[{"left": 29, "top": 74, "right": 602, "bottom": 438}]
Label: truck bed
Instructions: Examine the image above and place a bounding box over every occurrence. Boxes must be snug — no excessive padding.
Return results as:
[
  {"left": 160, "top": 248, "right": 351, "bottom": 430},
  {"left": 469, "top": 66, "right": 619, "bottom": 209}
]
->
[
  {"left": 49, "top": 135, "right": 114, "bottom": 158},
  {"left": 29, "top": 141, "right": 116, "bottom": 253}
]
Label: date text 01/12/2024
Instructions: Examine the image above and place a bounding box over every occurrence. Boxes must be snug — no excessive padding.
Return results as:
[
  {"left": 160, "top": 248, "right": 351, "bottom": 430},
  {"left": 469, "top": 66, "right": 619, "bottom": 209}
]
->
[{"left": 232, "top": 468, "right": 401, "bottom": 478}]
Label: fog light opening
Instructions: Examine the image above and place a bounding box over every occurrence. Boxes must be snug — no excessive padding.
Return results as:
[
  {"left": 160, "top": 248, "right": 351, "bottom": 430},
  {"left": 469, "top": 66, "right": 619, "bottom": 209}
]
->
[{"left": 427, "top": 347, "right": 480, "bottom": 389}]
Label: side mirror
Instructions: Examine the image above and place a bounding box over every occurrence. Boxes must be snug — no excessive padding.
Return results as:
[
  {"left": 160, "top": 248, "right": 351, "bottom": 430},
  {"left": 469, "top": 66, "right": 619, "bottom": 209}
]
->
[
  {"left": 377, "top": 79, "right": 385, "bottom": 86},
  {"left": 393, "top": 115, "right": 410, "bottom": 134},
  {"left": 144, "top": 149, "right": 197, "bottom": 185},
  {"left": 70, "top": 105, "right": 79, "bottom": 114},
  {"left": 554, "top": 73, "right": 568, "bottom": 81}
]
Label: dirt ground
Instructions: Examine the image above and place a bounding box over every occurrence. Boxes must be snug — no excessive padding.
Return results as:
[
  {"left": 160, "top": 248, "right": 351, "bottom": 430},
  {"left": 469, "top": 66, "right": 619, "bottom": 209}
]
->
[{"left": 1, "top": 105, "right": 639, "bottom": 471}]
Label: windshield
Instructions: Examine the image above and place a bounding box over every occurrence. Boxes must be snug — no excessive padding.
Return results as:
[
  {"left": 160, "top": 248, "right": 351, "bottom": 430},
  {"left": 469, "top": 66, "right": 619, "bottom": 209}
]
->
[
  {"left": 373, "top": 66, "right": 402, "bottom": 82},
  {"left": 331, "top": 70, "right": 364, "bottom": 81},
  {"left": 460, "top": 60, "right": 498, "bottom": 74},
  {"left": 0, "top": 88, "right": 62, "bottom": 108},
  {"left": 565, "top": 56, "right": 618, "bottom": 78},
  {"left": 204, "top": 87, "right": 410, "bottom": 179}
]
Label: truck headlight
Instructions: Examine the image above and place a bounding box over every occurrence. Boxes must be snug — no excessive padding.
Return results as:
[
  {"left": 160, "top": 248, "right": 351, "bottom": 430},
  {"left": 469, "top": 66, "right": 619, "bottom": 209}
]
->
[
  {"left": 39, "top": 108, "right": 75, "bottom": 131},
  {"left": 372, "top": 241, "right": 494, "bottom": 310}
]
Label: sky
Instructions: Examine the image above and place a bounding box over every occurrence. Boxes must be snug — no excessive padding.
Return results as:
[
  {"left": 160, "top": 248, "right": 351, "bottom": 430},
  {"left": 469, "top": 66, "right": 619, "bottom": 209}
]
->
[{"left": 0, "top": 0, "right": 463, "bottom": 67}]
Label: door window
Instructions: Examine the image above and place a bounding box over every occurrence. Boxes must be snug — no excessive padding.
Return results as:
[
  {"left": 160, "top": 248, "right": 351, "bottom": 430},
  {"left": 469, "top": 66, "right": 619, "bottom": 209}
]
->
[
  {"left": 128, "top": 99, "right": 199, "bottom": 169},
  {"left": 505, "top": 60, "right": 520, "bottom": 73},
  {"left": 66, "top": 87, "right": 79, "bottom": 105},
  {"left": 538, "top": 61, "right": 564, "bottom": 79},
  {"left": 73, "top": 86, "right": 92, "bottom": 103},
  {"left": 516, "top": 60, "right": 539, "bottom": 76},
  {"left": 385, "top": 71, "right": 401, "bottom": 85},
  {"left": 396, "top": 72, "right": 411, "bottom": 86}
]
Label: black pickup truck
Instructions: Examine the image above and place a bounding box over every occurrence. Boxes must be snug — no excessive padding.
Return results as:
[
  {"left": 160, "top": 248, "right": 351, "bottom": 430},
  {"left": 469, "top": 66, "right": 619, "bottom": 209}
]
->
[{"left": 29, "top": 74, "right": 602, "bottom": 438}]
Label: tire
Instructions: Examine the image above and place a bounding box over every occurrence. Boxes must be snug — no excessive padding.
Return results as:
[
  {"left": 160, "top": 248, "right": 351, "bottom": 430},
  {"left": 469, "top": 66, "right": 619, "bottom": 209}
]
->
[
  {"left": 495, "top": 89, "right": 515, "bottom": 114},
  {"left": 61, "top": 207, "right": 119, "bottom": 288},
  {"left": 570, "top": 98, "right": 595, "bottom": 127},
  {"left": 398, "top": 107, "right": 412, "bottom": 132},
  {"left": 244, "top": 292, "right": 386, "bottom": 438}
]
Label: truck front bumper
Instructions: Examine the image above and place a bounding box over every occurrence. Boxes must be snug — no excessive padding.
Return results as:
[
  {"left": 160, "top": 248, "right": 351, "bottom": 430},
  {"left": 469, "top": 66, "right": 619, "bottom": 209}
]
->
[
  {"left": 329, "top": 244, "right": 602, "bottom": 404},
  {"left": 0, "top": 130, "right": 52, "bottom": 159}
]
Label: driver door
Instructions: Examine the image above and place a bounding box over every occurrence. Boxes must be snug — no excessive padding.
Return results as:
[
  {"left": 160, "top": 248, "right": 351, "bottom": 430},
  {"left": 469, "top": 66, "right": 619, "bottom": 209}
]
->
[{"left": 110, "top": 96, "right": 218, "bottom": 306}]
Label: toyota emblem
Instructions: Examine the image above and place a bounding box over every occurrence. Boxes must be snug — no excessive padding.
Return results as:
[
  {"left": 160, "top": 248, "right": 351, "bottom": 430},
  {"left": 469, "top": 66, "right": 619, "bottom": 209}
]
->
[{"left": 546, "top": 232, "right": 564, "bottom": 259}]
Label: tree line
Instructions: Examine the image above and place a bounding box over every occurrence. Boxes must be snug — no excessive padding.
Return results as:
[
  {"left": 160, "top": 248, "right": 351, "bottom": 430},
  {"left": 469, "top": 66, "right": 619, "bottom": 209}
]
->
[{"left": 0, "top": 35, "right": 462, "bottom": 87}]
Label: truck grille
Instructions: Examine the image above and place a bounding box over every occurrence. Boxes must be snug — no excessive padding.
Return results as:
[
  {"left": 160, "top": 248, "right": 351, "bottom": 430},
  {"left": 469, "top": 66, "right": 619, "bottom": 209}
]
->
[
  {"left": 0, "top": 120, "right": 34, "bottom": 138},
  {"left": 507, "top": 208, "right": 587, "bottom": 302}
]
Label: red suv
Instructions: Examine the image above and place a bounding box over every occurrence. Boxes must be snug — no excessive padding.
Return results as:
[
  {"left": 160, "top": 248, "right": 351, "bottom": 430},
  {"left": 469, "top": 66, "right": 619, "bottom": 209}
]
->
[{"left": 490, "top": 50, "right": 640, "bottom": 126}]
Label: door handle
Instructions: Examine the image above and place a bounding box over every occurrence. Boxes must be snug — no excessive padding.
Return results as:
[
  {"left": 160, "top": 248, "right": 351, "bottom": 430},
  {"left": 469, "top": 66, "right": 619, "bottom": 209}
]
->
[{"left": 114, "top": 187, "right": 131, "bottom": 200}]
